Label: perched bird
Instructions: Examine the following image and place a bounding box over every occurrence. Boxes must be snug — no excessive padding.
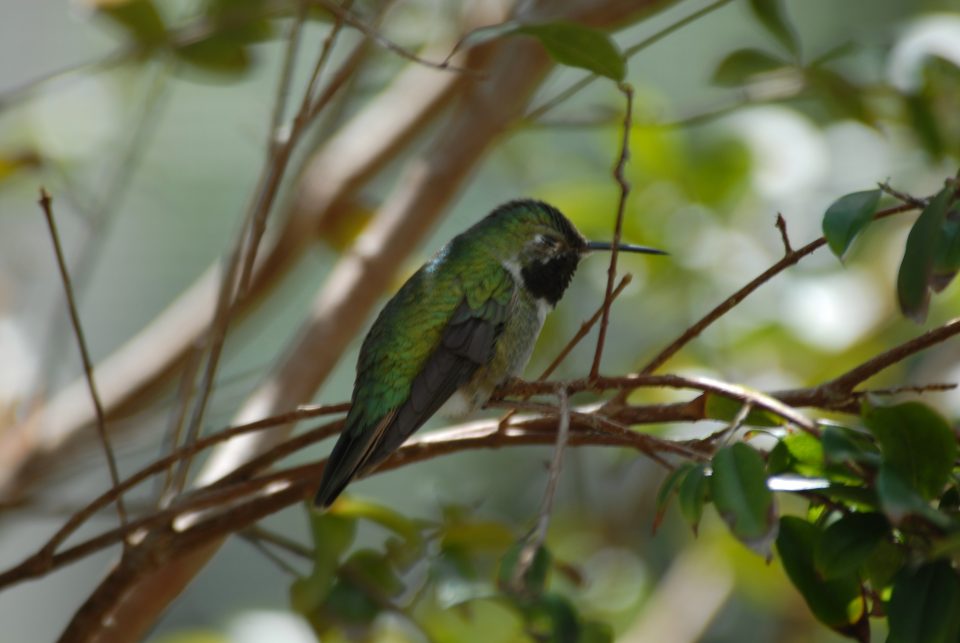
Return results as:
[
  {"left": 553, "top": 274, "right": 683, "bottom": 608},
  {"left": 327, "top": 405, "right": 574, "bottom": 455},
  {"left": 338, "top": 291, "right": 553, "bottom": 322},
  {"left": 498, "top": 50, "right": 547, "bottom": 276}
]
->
[{"left": 314, "top": 199, "right": 665, "bottom": 507}]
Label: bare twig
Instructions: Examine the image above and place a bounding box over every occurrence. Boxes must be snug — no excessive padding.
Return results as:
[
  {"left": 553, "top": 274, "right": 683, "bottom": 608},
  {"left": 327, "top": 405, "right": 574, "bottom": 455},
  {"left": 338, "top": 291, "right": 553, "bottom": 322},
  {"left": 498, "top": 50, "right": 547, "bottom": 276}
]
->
[
  {"left": 775, "top": 213, "right": 792, "bottom": 255},
  {"left": 878, "top": 180, "right": 928, "bottom": 209},
  {"left": 636, "top": 201, "right": 921, "bottom": 377},
  {"left": 590, "top": 83, "right": 634, "bottom": 378},
  {"left": 524, "top": 0, "right": 736, "bottom": 122},
  {"left": 511, "top": 387, "right": 570, "bottom": 592},
  {"left": 312, "top": 0, "right": 476, "bottom": 74},
  {"left": 37, "top": 189, "right": 129, "bottom": 537}
]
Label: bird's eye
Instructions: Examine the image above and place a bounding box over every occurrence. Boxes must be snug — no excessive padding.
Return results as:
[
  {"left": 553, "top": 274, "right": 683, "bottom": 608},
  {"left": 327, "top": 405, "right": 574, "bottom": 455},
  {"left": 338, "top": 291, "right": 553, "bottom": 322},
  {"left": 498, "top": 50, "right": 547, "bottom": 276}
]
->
[{"left": 537, "top": 235, "right": 560, "bottom": 249}]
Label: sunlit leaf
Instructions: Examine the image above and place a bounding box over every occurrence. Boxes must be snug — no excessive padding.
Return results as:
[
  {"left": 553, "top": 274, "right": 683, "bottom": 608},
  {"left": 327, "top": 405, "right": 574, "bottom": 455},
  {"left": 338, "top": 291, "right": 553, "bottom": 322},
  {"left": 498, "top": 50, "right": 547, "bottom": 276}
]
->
[
  {"left": 711, "top": 48, "right": 786, "bottom": 86},
  {"left": 330, "top": 496, "right": 424, "bottom": 550},
  {"left": 888, "top": 561, "right": 960, "bottom": 643},
  {"left": 815, "top": 512, "right": 889, "bottom": 579},
  {"left": 897, "top": 185, "right": 953, "bottom": 321},
  {"left": 821, "top": 189, "right": 882, "bottom": 259},
  {"left": 748, "top": 0, "right": 799, "bottom": 56},
  {"left": 864, "top": 402, "right": 956, "bottom": 500},
  {"left": 768, "top": 431, "right": 824, "bottom": 477},
  {"left": 517, "top": 22, "right": 625, "bottom": 81},
  {"left": 711, "top": 444, "right": 778, "bottom": 557},
  {"left": 777, "top": 517, "right": 866, "bottom": 631}
]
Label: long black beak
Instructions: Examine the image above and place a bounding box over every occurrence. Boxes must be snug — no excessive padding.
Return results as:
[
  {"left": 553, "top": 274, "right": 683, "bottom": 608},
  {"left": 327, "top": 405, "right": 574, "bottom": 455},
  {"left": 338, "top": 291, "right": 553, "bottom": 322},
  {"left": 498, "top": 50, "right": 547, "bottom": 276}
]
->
[{"left": 586, "top": 240, "right": 667, "bottom": 256}]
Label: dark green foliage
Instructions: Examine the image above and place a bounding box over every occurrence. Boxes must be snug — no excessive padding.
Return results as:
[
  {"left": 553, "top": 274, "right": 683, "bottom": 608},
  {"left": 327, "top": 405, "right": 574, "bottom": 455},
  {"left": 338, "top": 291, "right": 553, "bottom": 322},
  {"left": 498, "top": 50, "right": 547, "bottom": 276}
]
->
[
  {"left": 822, "top": 189, "right": 882, "bottom": 259},
  {"left": 518, "top": 22, "right": 626, "bottom": 81}
]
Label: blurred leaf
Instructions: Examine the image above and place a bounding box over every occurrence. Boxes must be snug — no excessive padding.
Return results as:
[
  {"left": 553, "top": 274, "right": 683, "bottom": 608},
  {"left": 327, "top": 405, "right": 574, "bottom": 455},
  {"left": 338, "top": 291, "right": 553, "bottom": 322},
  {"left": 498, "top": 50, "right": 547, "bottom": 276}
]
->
[
  {"left": 93, "top": 0, "right": 167, "bottom": 48},
  {"left": 931, "top": 213, "right": 960, "bottom": 291},
  {"left": 518, "top": 22, "right": 625, "bottom": 81},
  {"left": 524, "top": 593, "right": 580, "bottom": 643},
  {"left": 821, "top": 425, "right": 880, "bottom": 469},
  {"left": 864, "top": 402, "right": 956, "bottom": 500},
  {"left": 863, "top": 539, "right": 905, "bottom": 591},
  {"left": 0, "top": 150, "right": 42, "bottom": 182},
  {"left": 876, "top": 466, "right": 950, "bottom": 528},
  {"left": 654, "top": 463, "right": 696, "bottom": 532},
  {"left": 679, "top": 463, "right": 709, "bottom": 535},
  {"left": 342, "top": 549, "right": 404, "bottom": 598},
  {"left": 174, "top": 36, "right": 252, "bottom": 76},
  {"left": 441, "top": 519, "right": 515, "bottom": 551},
  {"left": 579, "top": 619, "right": 615, "bottom": 643},
  {"left": 815, "top": 512, "right": 889, "bottom": 579},
  {"left": 748, "top": 0, "right": 799, "bottom": 56},
  {"left": 897, "top": 185, "right": 953, "bottom": 321},
  {"left": 202, "top": 0, "right": 274, "bottom": 44},
  {"left": 821, "top": 189, "right": 882, "bottom": 259},
  {"left": 768, "top": 431, "right": 824, "bottom": 477},
  {"left": 711, "top": 444, "right": 778, "bottom": 557},
  {"left": 499, "top": 542, "right": 552, "bottom": 598},
  {"left": 291, "top": 509, "right": 357, "bottom": 615},
  {"left": 905, "top": 92, "right": 945, "bottom": 160},
  {"left": 711, "top": 48, "right": 787, "bottom": 86},
  {"left": 806, "top": 67, "right": 872, "bottom": 125},
  {"left": 888, "top": 561, "right": 960, "bottom": 643},
  {"left": 331, "top": 496, "right": 424, "bottom": 550},
  {"left": 704, "top": 394, "right": 782, "bottom": 427},
  {"left": 777, "top": 517, "right": 865, "bottom": 631}
]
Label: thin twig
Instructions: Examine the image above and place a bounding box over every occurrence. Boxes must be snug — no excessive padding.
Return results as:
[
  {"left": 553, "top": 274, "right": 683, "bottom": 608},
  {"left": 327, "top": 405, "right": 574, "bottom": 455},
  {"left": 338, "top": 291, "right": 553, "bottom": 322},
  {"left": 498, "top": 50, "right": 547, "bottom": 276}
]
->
[
  {"left": 313, "top": 0, "right": 476, "bottom": 74},
  {"left": 878, "top": 180, "right": 928, "bottom": 209},
  {"left": 514, "top": 387, "right": 569, "bottom": 592},
  {"left": 269, "top": 0, "right": 309, "bottom": 139},
  {"left": 38, "top": 189, "right": 129, "bottom": 537},
  {"left": 775, "top": 213, "right": 792, "bottom": 255},
  {"left": 590, "top": 83, "right": 634, "bottom": 378},
  {"left": 524, "top": 0, "right": 736, "bottom": 122},
  {"left": 636, "top": 201, "right": 921, "bottom": 377},
  {"left": 497, "top": 274, "right": 632, "bottom": 426}
]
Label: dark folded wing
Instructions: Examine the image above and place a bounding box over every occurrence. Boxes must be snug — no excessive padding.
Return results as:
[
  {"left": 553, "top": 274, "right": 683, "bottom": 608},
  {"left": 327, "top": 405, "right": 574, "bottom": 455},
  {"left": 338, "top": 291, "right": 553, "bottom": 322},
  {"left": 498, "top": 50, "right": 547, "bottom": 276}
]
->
[{"left": 314, "top": 297, "right": 508, "bottom": 507}]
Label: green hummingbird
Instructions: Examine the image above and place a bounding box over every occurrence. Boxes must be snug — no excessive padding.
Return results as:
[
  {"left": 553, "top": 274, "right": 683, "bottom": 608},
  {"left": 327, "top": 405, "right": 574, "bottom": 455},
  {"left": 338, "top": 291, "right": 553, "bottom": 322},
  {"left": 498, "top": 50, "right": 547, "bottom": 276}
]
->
[{"left": 314, "top": 199, "right": 665, "bottom": 508}]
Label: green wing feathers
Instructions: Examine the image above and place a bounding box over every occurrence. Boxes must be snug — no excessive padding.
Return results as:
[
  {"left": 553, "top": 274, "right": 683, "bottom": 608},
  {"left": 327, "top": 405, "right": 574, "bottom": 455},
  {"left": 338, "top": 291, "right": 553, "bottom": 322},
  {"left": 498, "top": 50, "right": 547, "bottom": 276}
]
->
[{"left": 313, "top": 258, "right": 514, "bottom": 507}]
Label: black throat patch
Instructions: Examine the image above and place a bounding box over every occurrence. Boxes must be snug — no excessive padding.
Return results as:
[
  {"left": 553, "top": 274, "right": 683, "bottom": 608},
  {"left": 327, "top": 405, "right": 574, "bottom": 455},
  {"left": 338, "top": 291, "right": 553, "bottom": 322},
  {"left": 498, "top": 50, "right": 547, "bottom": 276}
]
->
[{"left": 521, "top": 252, "right": 580, "bottom": 306}]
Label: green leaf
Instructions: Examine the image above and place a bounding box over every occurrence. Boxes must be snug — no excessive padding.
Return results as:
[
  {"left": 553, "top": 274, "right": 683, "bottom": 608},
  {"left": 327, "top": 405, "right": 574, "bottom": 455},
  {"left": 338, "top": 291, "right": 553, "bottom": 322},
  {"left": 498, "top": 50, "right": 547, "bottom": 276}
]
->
[
  {"left": 499, "top": 542, "right": 552, "bottom": 598},
  {"left": 174, "top": 36, "right": 252, "bottom": 76},
  {"left": 863, "top": 539, "right": 905, "bottom": 591},
  {"left": 292, "top": 509, "right": 358, "bottom": 616},
  {"left": 331, "top": 497, "right": 424, "bottom": 550},
  {"left": 815, "top": 512, "right": 889, "bottom": 579},
  {"left": 876, "top": 466, "right": 950, "bottom": 528},
  {"left": 821, "top": 189, "right": 882, "bottom": 259},
  {"left": 711, "top": 444, "right": 778, "bottom": 556},
  {"left": 654, "top": 463, "right": 696, "bottom": 532},
  {"left": 864, "top": 402, "right": 956, "bottom": 500},
  {"left": 517, "top": 22, "right": 625, "bottom": 81},
  {"left": 679, "top": 463, "right": 709, "bottom": 535},
  {"left": 711, "top": 48, "right": 787, "bottom": 86},
  {"left": 905, "top": 92, "right": 945, "bottom": 160},
  {"left": 704, "top": 394, "right": 782, "bottom": 427},
  {"left": 523, "top": 593, "right": 581, "bottom": 643},
  {"left": 95, "top": 0, "right": 167, "bottom": 48},
  {"left": 748, "top": 0, "right": 799, "bottom": 56},
  {"left": 776, "top": 517, "right": 865, "bottom": 630},
  {"left": 932, "top": 213, "right": 960, "bottom": 292},
  {"left": 768, "top": 431, "right": 824, "bottom": 477},
  {"left": 898, "top": 185, "right": 953, "bottom": 321},
  {"left": 888, "top": 561, "right": 960, "bottom": 643},
  {"left": 342, "top": 549, "right": 405, "bottom": 598},
  {"left": 806, "top": 67, "right": 873, "bottom": 125},
  {"left": 821, "top": 425, "right": 880, "bottom": 468}
]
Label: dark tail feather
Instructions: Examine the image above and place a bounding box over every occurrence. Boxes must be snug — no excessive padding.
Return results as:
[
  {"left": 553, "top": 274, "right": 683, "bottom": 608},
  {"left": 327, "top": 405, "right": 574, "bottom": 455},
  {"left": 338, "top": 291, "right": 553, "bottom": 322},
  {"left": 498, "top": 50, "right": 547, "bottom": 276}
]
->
[{"left": 313, "top": 417, "right": 387, "bottom": 509}]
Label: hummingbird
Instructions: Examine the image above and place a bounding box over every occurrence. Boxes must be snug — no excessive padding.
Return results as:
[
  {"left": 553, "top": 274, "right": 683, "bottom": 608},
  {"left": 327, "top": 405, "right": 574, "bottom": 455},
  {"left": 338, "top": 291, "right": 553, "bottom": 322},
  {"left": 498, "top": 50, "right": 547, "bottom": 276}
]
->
[{"left": 313, "top": 199, "right": 665, "bottom": 508}]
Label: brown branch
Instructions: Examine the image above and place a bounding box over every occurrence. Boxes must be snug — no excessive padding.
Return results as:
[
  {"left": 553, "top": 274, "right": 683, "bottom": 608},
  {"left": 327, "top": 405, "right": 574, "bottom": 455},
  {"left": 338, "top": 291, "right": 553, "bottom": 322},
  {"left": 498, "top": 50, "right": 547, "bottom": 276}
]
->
[
  {"left": 775, "top": 213, "right": 792, "bottom": 255},
  {"left": 590, "top": 83, "right": 634, "bottom": 378},
  {"left": 637, "top": 201, "right": 921, "bottom": 376},
  {"left": 37, "top": 189, "right": 128, "bottom": 536}
]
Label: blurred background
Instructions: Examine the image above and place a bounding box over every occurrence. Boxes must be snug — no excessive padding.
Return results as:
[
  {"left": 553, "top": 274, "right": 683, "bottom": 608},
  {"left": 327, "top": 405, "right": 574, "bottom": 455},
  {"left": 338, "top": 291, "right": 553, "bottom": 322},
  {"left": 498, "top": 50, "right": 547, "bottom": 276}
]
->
[{"left": 0, "top": 0, "right": 958, "bottom": 640}]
